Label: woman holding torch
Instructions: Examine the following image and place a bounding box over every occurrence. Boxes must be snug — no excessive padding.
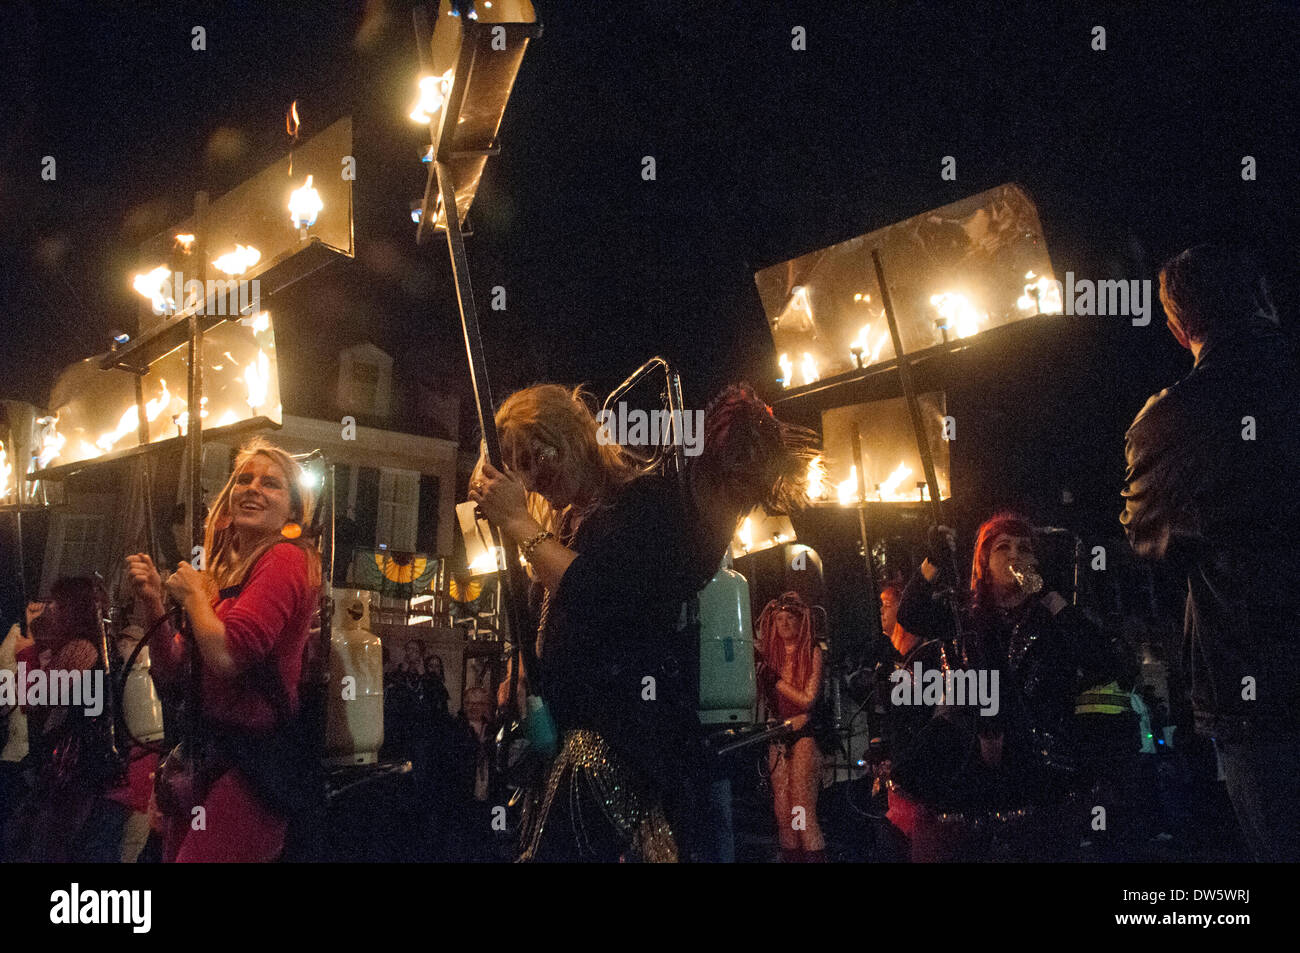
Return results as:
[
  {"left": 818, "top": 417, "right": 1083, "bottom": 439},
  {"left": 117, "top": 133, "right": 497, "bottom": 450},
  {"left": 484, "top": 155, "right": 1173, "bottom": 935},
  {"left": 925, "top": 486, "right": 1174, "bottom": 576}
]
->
[
  {"left": 124, "top": 437, "right": 320, "bottom": 862},
  {"left": 472, "top": 382, "right": 815, "bottom": 861}
]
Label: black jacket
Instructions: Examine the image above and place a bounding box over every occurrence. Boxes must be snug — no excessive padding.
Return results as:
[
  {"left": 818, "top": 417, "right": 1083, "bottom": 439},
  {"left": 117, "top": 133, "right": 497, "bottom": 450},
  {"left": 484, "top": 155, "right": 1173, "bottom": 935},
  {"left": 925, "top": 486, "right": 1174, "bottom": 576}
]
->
[
  {"left": 540, "top": 474, "right": 718, "bottom": 792},
  {"left": 898, "top": 572, "right": 1123, "bottom": 768},
  {"left": 1121, "top": 320, "right": 1300, "bottom": 735}
]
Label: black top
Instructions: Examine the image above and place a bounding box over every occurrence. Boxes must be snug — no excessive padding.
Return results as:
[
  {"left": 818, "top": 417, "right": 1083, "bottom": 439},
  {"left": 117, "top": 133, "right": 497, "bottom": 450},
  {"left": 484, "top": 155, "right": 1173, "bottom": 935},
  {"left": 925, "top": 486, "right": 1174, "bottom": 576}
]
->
[
  {"left": 538, "top": 474, "right": 721, "bottom": 794},
  {"left": 898, "top": 571, "right": 1125, "bottom": 773}
]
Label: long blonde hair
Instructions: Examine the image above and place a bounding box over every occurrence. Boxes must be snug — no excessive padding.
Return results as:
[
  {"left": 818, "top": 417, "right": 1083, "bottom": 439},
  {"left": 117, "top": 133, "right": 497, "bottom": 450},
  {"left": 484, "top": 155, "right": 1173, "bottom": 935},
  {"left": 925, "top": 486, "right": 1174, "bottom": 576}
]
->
[
  {"left": 492, "top": 384, "right": 635, "bottom": 537},
  {"left": 204, "top": 437, "right": 322, "bottom": 589}
]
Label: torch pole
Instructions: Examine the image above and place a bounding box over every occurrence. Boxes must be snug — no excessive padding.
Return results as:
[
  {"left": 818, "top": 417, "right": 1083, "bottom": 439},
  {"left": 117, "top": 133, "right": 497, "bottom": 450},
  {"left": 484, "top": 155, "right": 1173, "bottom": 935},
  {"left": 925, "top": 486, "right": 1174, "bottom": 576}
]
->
[
  {"left": 181, "top": 190, "right": 209, "bottom": 750},
  {"left": 433, "top": 158, "right": 534, "bottom": 695},
  {"left": 871, "top": 249, "right": 966, "bottom": 660},
  {"left": 851, "top": 423, "right": 884, "bottom": 646}
]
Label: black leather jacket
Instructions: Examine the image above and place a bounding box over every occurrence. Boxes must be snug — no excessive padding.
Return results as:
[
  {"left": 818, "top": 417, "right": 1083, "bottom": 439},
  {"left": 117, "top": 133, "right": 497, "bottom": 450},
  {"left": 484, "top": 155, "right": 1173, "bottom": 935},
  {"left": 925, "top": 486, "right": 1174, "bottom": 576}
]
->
[{"left": 1121, "top": 320, "right": 1300, "bottom": 736}]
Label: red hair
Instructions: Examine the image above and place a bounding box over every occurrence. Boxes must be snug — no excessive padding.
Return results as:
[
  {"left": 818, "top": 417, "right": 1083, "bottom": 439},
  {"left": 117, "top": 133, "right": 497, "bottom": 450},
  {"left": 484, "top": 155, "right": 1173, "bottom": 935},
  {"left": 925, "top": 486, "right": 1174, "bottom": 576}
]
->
[
  {"left": 756, "top": 591, "right": 814, "bottom": 707},
  {"left": 970, "top": 511, "right": 1035, "bottom": 605}
]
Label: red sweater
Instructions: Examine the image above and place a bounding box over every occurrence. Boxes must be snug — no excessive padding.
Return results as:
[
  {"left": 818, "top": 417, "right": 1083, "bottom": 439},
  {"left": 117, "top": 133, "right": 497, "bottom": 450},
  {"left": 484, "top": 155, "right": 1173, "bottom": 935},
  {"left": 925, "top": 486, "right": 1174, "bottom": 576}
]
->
[{"left": 153, "top": 542, "right": 317, "bottom": 732}]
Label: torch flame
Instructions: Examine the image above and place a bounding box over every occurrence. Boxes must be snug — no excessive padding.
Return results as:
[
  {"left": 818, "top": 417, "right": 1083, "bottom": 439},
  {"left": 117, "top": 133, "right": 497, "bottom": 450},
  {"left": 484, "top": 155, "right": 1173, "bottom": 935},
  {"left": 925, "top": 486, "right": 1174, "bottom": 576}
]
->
[
  {"left": 0, "top": 440, "right": 12, "bottom": 502},
  {"left": 929, "top": 291, "right": 987, "bottom": 339},
  {"left": 38, "top": 420, "right": 65, "bottom": 469},
  {"left": 95, "top": 380, "right": 173, "bottom": 453},
  {"left": 807, "top": 455, "right": 827, "bottom": 500},
  {"left": 836, "top": 465, "right": 859, "bottom": 506},
  {"left": 245, "top": 350, "right": 270, "bottom": 411},
  {"left": 878, "top": 461, "right": 913, "bottom": 501},
  {"left": 409, "top": 68, "right": 455, "bottom": 125},
  {"left": 737, "top": 516, "right": 754, "bottom": 552},
  {"left": 132, "top": 265, "right": 174, "bottom": 313},
  {"left": 174, "top": 234, "right": 196, "bottom": 252},
  {"left": 800, "top": 352, "right": 819, "bottom": 386},
  {"left": 1017, "top": 273, "right": 1064, "bottom": 315},
  {"left": 212, "top": 244, "right": 261, "bottom": 276},
  {"left": 778, "top": 352, "right": 793, "bottom": 388},
  {"left": 289, "top": 176, "right": 323, "bottom": 229}
]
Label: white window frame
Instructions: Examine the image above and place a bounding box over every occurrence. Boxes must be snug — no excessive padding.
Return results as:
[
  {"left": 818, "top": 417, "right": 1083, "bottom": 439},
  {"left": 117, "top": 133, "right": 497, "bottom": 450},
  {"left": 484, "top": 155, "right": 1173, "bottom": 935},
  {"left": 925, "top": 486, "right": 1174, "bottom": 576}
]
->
[{"left": 376, "top": 467, "right": 420, "bottom": 552}]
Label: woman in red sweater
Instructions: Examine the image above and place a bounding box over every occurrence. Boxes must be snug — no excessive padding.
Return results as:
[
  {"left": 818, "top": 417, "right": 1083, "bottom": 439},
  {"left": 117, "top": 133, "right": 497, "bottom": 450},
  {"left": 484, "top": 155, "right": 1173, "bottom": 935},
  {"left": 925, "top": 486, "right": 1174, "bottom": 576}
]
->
[{"left": 125, "top": 437, "right": 320, "bottom": 862}]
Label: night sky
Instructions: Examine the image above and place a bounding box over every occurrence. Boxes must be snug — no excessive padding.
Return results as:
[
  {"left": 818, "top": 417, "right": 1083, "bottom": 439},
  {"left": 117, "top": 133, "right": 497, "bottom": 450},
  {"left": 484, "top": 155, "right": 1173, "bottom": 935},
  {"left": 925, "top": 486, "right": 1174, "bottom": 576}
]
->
[{"left": 2, "top": 0, "right": 1298, "bottom": 549}]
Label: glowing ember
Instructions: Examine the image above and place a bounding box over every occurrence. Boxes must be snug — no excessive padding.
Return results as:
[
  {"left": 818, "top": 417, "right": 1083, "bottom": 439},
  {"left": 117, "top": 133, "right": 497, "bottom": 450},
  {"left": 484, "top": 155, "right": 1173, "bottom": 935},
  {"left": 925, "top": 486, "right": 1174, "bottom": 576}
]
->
[
  {"left": 288, "top": 176, "right": 323, "bottom": 229},
  {"left": 409, "top": 68, "right": 455, "bottom": 125},
  {"left": 929, "top": 291, "right": 987, "bottom": 339},
  {"left": 836, "top": 465, "right": 859, "bottom": 506},
  {"left": 212, "top": 244, "right": 261, "bottom": 276},
  {"left": 132, "top": 265, "right": 174, "bottom": 313}
]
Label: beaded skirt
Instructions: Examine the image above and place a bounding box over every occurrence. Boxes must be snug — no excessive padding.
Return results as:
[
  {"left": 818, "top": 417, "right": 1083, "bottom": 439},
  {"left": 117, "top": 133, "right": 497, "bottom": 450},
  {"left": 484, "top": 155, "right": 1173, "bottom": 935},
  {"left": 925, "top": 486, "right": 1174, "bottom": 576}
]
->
[{"left": 518, "top": 728, "right": 678, "bottom": 863}]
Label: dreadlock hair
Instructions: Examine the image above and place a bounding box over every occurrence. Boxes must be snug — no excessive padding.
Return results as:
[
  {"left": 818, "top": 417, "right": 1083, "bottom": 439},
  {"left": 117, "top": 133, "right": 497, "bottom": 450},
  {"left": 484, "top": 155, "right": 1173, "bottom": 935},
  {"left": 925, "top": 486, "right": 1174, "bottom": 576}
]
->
[
  {"left": 756, "top": 591, "right": 815, "bottom": 708},
  {"left": 697, "top": 382, "right": 819, "bottom": 515}
]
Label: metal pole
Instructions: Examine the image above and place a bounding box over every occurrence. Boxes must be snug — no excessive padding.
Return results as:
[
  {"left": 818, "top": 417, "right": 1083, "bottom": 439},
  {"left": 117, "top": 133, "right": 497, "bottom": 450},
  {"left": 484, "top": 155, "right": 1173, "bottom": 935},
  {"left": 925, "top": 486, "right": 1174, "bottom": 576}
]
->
[
  {"left": 872, "top": 249, "right": 966, "bottom": 660},
  {"left": 871, "top": 249, "right": 943, "bottom": 522},
  {"left": 433, "top": 159, "right": 532, "bottom": 679}
]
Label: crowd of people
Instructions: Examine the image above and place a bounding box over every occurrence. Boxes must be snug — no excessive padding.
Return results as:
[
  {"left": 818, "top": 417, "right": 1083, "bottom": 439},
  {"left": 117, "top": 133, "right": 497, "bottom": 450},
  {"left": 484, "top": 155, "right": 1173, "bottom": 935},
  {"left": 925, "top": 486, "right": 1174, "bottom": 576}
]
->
[{"left": 0, "top": 242, "right": 1294, "bottom": 863}]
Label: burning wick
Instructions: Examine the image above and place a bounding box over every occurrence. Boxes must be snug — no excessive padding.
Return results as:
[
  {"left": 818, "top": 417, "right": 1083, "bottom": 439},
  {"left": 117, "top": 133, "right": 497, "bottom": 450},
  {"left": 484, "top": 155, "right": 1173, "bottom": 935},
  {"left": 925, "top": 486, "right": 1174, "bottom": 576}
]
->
[{"left": 289, "top": 175, "right": 323, "bottom": 229}]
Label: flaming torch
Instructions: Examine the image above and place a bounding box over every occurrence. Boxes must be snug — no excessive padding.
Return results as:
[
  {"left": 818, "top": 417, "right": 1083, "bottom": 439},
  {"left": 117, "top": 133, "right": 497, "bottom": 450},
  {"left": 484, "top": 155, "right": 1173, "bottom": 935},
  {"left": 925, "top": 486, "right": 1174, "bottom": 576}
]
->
[
  {"left": 212, "top": 244, "right": 261, "bottom": 276},
  {"left": 289, "top": 176, "right": 324, "bottom": 230},
  {"left": 0, "top": 440, "right": 12, "bottom": 504},
  {"left": 132, "top": 265, "right": 174, "bottom": 314}
]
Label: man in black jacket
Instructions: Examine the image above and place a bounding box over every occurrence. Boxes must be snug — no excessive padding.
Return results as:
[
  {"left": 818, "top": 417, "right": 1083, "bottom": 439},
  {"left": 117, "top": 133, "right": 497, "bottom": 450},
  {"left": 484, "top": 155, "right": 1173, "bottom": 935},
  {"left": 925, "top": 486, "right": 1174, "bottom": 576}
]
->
[{"left": 1120, "top": 243, "right": 1300, "bottom": 862}]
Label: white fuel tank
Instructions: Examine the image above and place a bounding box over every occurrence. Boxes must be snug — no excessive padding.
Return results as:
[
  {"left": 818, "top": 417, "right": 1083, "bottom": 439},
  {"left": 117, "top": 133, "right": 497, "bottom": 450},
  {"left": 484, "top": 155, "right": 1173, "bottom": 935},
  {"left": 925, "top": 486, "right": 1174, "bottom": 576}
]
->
[
  {"left": 325, "top": 589, "right": 385, "bottom": 766},
  {"left": 697, "top": 564, "right": 756, "bottom": 725}
]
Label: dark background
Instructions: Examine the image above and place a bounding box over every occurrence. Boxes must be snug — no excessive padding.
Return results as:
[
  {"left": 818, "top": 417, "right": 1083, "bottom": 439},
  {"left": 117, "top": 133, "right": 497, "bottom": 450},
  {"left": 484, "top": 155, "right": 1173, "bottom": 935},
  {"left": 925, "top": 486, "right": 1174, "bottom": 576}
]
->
[{"left": 1, "top": 1, "right": 1297, "bottom": 628}]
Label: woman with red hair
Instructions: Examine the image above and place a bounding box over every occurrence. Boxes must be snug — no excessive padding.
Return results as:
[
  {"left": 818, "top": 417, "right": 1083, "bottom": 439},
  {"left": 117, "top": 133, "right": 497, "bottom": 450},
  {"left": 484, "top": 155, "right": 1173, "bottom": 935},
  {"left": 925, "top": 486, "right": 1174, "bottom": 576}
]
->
[
  {"left": 756, "top": 592, "right": 826, "bottom": 862},
  {"left": 892, "top": 513, "right": 1128, "bottom": 860}
]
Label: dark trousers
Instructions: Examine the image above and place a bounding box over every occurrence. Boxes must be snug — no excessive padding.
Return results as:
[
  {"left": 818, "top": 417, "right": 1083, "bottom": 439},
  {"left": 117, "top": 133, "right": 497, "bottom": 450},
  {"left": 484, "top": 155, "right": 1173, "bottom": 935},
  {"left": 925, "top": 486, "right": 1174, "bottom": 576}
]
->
[{"left": 1216, "top": 729, "right": 1300, "bottom": 862}]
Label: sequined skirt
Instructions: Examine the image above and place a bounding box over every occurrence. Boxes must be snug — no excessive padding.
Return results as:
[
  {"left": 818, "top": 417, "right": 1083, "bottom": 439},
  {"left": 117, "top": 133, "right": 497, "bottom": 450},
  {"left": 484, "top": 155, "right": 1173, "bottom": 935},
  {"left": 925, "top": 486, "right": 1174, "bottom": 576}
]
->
[{"left": 518, "top": 729, "right": 678, "bottom": 863}]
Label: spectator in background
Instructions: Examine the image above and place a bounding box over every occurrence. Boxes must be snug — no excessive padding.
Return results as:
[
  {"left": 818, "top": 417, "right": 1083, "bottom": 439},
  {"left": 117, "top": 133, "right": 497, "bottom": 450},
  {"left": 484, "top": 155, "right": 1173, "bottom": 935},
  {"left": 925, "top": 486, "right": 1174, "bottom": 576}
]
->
[
  {"left": 0, "top": 600, "right": 44, "bottom": 855},
  {"left": 17, "top": 577, "right": 127, "bottom": 863}
]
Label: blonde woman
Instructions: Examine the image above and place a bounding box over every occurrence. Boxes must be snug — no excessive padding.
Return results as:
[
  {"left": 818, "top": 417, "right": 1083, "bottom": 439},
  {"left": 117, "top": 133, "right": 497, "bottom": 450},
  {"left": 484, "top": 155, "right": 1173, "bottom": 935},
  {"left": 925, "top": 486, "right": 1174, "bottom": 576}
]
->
[
  {"left": 472, "top": 382, "right": 816, "bottom": 861},
  {"left": 125, "top": 437, "right": 321, "bottom": 862}
]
